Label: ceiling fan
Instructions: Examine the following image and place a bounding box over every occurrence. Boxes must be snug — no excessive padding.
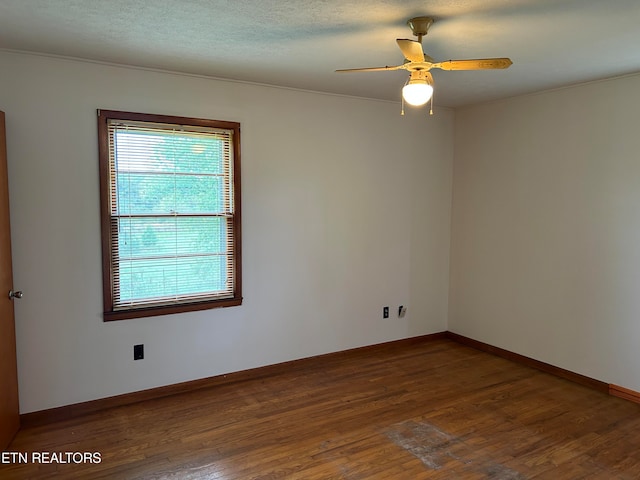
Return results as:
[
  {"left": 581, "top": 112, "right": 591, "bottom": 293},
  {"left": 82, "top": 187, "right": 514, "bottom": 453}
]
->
[{"left": 336, "top": 16, "right": 513, "bottom": 112}]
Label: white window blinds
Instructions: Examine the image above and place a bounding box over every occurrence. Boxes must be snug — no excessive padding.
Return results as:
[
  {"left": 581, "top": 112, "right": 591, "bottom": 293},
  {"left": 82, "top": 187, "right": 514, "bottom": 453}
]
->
[{"left": 105, "top": 118, "right": 237, "bottom": 311}]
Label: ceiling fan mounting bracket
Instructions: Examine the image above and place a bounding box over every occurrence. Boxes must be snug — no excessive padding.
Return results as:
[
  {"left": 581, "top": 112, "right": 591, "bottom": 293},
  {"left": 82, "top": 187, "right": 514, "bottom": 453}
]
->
[{"left": 407, "top": 16, "right": 434, "bottom": 42}]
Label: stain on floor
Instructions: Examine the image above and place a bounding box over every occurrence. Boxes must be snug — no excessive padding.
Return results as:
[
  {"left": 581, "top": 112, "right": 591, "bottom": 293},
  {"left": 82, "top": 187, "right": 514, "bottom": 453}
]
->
[{"left": 384, "top": 420, "right": 526, "bottom": 479}]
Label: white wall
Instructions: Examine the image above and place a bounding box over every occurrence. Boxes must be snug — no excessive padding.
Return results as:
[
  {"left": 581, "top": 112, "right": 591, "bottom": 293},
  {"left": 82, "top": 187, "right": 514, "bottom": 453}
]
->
[
  {"left": 6, "top": 50, "right": 639, "bottom": 414},
  {"left": 450, "top": 73, "right": 640, "bottom": 391},
  {"left": 0, "top": 51, "right": 453, "bottom": 413}
]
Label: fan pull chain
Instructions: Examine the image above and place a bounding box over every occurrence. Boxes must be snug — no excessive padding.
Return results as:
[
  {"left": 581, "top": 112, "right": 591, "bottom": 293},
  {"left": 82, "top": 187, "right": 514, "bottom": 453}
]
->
[
  {"left": 429, "top": 92, "right": 434, "bottom": 116},
  {"left": 401, "top": 76, "right": 410, "bottom": 115}
]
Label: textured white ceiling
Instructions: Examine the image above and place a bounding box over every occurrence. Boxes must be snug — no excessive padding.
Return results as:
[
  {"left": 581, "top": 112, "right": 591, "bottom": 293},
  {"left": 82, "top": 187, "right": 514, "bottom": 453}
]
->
[{"left": 1, "top": 0, "right": 640, "bottom": 107}]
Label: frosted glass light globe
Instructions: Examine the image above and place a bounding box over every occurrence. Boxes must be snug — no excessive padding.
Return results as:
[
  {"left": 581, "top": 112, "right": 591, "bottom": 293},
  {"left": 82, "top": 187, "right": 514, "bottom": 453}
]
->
[{"left": 402, "top": 82, "right": 434, "bottom": 106}]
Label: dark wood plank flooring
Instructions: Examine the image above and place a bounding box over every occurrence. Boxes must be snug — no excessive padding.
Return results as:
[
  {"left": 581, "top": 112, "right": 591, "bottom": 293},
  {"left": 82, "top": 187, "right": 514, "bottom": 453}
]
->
[{"left": 3, "top": 339, "right": 640, "bottom": 479}]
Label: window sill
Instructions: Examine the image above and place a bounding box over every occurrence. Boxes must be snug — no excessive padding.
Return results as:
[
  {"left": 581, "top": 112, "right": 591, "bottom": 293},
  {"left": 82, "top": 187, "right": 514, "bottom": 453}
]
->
[{"left": 103, "top": 297, "right": 243, "bottom": 321}]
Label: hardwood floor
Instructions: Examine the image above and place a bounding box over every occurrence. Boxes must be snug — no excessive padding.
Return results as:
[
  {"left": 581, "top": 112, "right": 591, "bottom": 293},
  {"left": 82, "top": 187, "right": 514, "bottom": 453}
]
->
[{"left": 4, "top": 339, "right": 640, "bottom": 479}]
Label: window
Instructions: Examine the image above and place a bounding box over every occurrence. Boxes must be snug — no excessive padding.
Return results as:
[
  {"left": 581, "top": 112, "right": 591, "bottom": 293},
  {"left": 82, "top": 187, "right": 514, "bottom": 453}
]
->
[{"left": 98, "top": 110, "right": 241, "bottom": 321}]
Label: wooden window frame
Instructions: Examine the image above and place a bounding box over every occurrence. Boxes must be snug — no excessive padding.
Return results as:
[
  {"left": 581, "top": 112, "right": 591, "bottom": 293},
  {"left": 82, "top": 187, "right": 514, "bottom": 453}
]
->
[{"left": 98, "top": 110, "right": 242, "bottom": 321}]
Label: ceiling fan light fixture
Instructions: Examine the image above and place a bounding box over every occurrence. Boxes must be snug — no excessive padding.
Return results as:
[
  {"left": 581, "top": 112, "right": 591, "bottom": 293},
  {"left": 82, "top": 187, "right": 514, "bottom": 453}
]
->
[
  {"left": 335, "top": 16, "right": 512, "bottom": 113},
  {"left": 402, "top": 79, "right": 433, "bottom": 106}
]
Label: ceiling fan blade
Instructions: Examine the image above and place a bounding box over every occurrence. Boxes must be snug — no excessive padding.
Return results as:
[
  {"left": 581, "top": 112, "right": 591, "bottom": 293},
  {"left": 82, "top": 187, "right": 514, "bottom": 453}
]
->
[
  {"left": 396, "top": 39, "right": 425, "bottom": 63},
  {"left": 335, "top": 65, "right": 405, "bottom": 73},
  {"left": 432, "top": 58, "right": 513, "bottom": 71}
]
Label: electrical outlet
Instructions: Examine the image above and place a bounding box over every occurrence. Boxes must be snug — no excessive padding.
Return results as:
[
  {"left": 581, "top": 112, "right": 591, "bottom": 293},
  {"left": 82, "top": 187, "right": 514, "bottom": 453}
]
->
[
  {"left": 383, "top": 306, "right": 389, "bottom": 318},
  {"left": 134, "top": 344, "right": 144, "bottom": 360}
]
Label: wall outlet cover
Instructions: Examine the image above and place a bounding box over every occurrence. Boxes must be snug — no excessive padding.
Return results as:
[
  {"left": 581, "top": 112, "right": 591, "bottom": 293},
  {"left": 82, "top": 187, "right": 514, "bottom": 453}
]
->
[{"left": 134, "top": 344, "right": 144, "bottom": 360}]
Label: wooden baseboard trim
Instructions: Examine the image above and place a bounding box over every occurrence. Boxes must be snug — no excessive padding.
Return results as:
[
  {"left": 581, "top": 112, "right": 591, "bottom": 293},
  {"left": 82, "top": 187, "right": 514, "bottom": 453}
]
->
[
  {"left": 609, "top": 384, "right": 640, "bottom": 404},
  {"left": 25, "top": 331, "right": 633, "bottom": 426},
  {"left": 20, "top": 332, "right": 448, "bottom": 427},
  {"left": 445, "top": 331, "right": 610, "bottom": 394}
]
